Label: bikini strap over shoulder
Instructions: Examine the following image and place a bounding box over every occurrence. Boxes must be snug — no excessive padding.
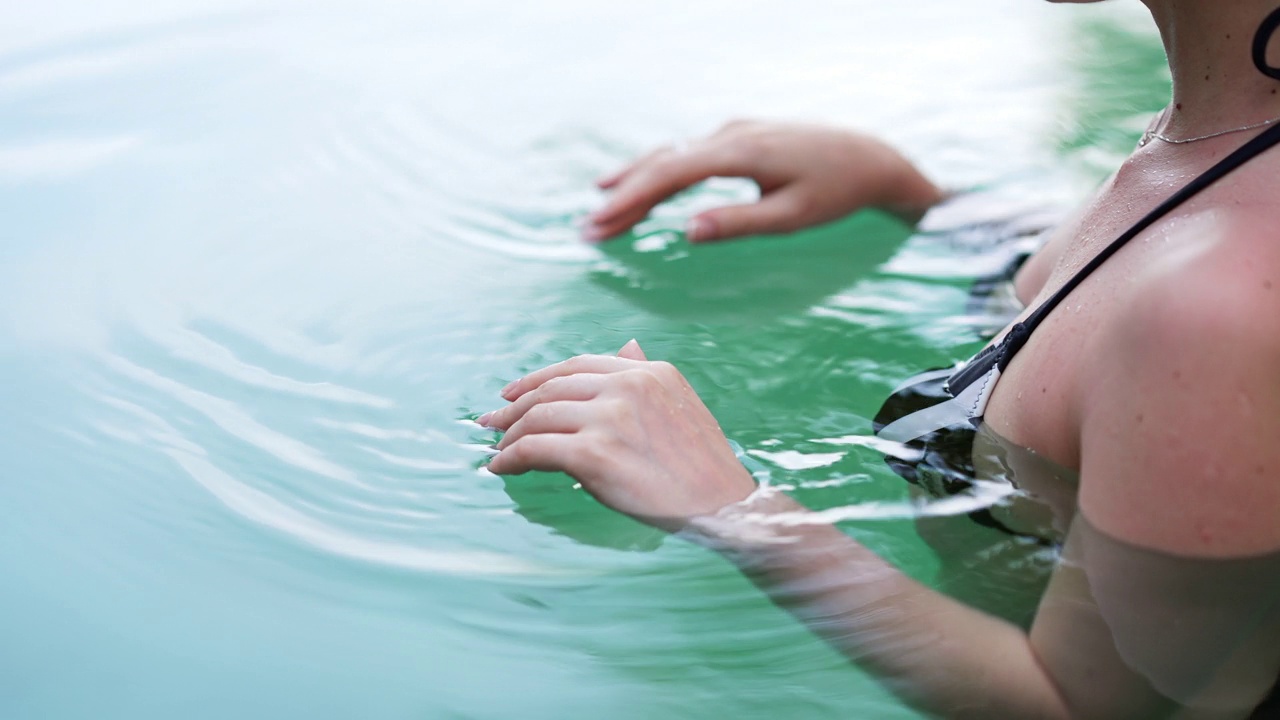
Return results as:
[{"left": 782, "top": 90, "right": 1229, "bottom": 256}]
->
[{"left": 949, "top": 119, "right": 1280, "bottom": 393}]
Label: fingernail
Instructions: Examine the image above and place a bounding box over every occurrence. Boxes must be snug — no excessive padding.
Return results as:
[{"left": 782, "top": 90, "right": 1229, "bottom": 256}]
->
[
  {"left": 686, "top": 217, "right": 712, "bottom": 243},
  {"left": 500, "top": 379, "right": 520, "bottom": 398},
  {"left": 582, "top": 224, "right": 607, "bottom": 243},
  {"left": 477, "top": 412, "right": 494, "bottom": 427}
]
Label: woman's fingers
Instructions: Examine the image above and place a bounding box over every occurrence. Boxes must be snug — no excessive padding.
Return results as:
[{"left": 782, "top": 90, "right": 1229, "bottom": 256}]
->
[
  {"left": 486, "top": 344, "right": 652, "bottom": 475},
  {"left": 482, "top": 342, "right": 649, "bottom": 441},
  {"left": 482, "top": 373, "right": 605, "bottom": 430},
  {"left": 500, "top": 354, "right": 642, "bottom": 402},
  {"left": 585, "top": 146, "right": 750, "bottom": 241},
  {"left": 583, "top": 206, "right": 652, "bottom": 243},
  {"left": 495, "top": 400, "right": 595, "bottom": 451},
  {"left": 593, "top": 151, "right": 721, "bottom": 222},
  {"left": 488, "top": 434, "right": 577, "bottom": 476},
  {"left": 595, "top": 161, "right": 637, "bottom": 190},
  {"left": 595, "top": 168, "right": 627, "bottom": 190},
  {"left": 689, "top": 190, "right": 807, "bottom": 243},
  {"left": 595, "top": 145, "right": 674, "bottom": 189}
]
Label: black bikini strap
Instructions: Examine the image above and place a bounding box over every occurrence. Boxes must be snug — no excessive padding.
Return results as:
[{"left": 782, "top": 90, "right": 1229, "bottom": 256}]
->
[{"left": 995, "top": 120, "right": 1280, "bottom": 372}]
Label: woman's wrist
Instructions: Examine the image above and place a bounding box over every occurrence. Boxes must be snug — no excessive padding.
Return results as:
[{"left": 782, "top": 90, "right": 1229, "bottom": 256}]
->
[{"left": 678, "top": 485, "right": 813, "bottom": 553}]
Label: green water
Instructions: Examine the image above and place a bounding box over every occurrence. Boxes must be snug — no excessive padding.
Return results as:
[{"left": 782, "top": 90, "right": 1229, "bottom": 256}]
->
[{"left": 0, "top": 2, "right": 1168, "bottom": 717}]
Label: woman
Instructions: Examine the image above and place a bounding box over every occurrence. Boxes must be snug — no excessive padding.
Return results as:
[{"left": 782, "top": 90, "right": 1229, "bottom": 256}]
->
[{"left": 477, "top": 1, "right": 1280, "bottom": 717}]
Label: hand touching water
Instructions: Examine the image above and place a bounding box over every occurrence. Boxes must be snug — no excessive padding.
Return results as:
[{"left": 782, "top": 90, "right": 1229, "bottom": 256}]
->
[
  {"left": 583, "top": 120, "right": 944, "bottom": 243},
  {"left": 480, "top": 340, "right": 757, "bottom": 527}
]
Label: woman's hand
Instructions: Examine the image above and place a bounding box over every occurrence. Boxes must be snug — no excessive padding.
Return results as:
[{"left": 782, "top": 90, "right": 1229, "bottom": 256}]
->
[
  {"left": 478, "top": 340, "right": 757, "bottom": 528},
  {"left": 583, "top": 120, "right": 943, "bottom": 243}
]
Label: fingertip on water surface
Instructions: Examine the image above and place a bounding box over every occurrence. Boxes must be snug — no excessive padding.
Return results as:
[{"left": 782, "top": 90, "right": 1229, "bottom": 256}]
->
[
  {"left": 487, "top": 450, "right": 509, "bottom": 475},
  {"left": 685, "top": 216, "right": 715, "bottom": 243}
]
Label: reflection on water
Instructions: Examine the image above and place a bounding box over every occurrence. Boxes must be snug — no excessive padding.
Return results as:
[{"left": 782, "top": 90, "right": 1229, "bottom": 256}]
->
[{"left": 1, "top": 1, "right": 1164, "bottom": 718}]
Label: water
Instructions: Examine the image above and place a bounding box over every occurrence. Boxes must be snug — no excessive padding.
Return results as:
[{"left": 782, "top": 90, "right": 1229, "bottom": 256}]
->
[{"left": 0, "top": 2, "right": 1167, "bottom": 718}]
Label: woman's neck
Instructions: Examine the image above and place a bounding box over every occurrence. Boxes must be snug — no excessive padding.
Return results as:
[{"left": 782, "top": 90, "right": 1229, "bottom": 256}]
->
[{"left": 1143, "top": 0, "right": 1280, "bottom": 140}]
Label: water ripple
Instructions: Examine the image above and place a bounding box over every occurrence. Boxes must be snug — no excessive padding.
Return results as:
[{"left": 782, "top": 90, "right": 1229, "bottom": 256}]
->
[
  {"left": 167, "top": 448, "right": 555, "bottom": 577},
  {"left": 102, "top": 352, "right": 363, "bottom": 486}
]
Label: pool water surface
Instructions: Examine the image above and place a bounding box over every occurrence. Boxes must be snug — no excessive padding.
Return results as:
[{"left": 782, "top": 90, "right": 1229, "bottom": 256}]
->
[{"left": 0, "top": 2, "right": 1167, "bottom": 717}]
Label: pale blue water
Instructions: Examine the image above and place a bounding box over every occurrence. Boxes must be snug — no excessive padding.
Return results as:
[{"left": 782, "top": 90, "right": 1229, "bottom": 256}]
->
[{"left": 0, "top": 2, "right": 1163, "bottom": 718}]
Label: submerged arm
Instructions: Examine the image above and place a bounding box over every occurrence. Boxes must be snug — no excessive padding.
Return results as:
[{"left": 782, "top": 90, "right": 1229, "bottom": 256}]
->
[
  {"left": 685, "top": 490, "right": 1072, "bottom": 719},
  {"left": 689, "top": 486, "right": 1280, "bottom": 720}
]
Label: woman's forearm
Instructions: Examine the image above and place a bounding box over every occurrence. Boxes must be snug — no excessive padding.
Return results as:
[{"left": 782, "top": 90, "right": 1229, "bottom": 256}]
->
[{"left": 681, "top": 490, "right": 1071, "bottom": 720}]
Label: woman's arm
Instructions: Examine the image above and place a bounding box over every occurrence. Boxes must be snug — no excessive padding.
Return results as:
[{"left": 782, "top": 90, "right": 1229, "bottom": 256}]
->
[
  {"left": 480, "top": 341, "right": 1070, "bottom": 718},
  {"left": 481, "top": 325, "right": 1280, "bottom": 718},
  {"left": 693, "top": 488, "right": 1280, "bottom": 719},
  {"left": 583, "top": 121, "right": 945, "bottom": 243},
  {"left": 684, "top": 489, "right": 1074, "bottom": 719},
  {"left": 1043, "top": 227, "right": 1280, "bottom": 717}
]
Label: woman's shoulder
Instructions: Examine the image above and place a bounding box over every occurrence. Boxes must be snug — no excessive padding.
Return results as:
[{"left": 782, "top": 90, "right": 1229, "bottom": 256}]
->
[
  {"left": 1126, "top": 204, "right": 1280, "bottom": 347},
  {"left": 1076, "top": 205, "right": 1280, "bottom": 558}
]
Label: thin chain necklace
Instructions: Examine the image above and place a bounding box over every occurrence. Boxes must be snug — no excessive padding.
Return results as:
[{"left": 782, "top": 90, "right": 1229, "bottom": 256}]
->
[{"left": 1140, "top": 106, "right": 1280, "bottom": 146}]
